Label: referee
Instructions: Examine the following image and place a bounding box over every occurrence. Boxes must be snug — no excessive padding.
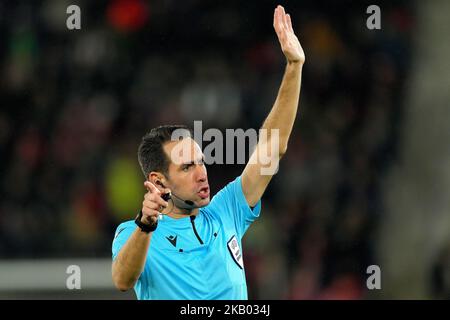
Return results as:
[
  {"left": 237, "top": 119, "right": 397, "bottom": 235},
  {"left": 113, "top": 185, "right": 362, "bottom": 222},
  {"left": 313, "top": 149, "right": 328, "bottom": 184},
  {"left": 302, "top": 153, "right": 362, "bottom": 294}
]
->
[{"left": 111, "top": 5, "right": 305, "bottom": 300}]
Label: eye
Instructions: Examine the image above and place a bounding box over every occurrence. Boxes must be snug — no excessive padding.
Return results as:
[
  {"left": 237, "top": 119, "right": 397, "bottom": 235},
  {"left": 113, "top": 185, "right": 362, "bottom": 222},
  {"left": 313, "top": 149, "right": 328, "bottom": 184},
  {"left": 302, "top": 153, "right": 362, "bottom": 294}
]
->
[{"left": 182, "top": 164, "right": 192, "bottom": 172}]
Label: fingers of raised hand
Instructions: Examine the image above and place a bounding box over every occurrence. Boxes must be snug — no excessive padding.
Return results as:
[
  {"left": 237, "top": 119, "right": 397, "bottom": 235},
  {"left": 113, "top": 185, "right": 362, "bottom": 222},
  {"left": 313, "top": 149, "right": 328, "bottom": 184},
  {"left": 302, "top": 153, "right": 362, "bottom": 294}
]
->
[
  {"left": 286, "top": 13, "right": 294, "bottom": 33},
  {"left": 273, "top": 6, "right": 284, "bottom": 33}
]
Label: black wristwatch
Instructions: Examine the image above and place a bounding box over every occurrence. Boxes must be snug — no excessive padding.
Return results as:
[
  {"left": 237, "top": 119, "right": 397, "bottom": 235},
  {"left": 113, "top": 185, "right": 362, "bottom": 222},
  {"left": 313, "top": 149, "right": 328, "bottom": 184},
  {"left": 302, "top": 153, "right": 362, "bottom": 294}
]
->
[{"left": 135, "top": 210, "right": 158, "bottom": 233}]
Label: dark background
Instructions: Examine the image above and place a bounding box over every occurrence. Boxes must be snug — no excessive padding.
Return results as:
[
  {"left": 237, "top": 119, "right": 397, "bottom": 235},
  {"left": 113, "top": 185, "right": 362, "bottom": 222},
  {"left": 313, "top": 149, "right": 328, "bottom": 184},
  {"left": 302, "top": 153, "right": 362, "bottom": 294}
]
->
[{"left": 1, "top": 0, "right": 448, "bottom": 299}]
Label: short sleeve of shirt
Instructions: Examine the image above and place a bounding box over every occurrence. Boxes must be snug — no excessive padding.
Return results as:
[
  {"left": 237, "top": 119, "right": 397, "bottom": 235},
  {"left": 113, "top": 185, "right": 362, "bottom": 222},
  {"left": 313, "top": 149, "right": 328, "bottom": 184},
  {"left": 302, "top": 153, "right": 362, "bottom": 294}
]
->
[
  {"left": 112, "top": 221, "right": 137, "bottom": 261},
  {"left": 207, "top": 175, "right": 261, "bottom": 239}
]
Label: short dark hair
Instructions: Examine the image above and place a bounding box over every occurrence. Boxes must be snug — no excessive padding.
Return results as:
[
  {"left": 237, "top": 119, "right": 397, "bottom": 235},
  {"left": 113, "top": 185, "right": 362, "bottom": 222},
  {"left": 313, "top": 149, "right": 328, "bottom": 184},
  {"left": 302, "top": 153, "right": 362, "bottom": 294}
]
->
[{"left": 138, "top": 125, "right": 193, "bottom": 179}]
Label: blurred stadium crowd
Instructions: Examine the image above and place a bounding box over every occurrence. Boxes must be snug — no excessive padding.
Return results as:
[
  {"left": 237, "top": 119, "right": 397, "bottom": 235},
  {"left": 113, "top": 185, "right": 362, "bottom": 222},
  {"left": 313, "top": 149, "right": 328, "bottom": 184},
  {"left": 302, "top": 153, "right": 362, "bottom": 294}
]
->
[{"left": 0, "top": 0, "right": 414, "bottom": 298}]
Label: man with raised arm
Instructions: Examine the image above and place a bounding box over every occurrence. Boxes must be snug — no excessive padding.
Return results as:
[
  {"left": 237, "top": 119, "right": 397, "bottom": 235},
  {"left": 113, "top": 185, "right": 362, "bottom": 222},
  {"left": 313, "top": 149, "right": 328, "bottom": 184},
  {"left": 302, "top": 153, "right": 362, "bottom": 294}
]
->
[{"left": 111, "top": 5, "right": 305, "bottom": 300}]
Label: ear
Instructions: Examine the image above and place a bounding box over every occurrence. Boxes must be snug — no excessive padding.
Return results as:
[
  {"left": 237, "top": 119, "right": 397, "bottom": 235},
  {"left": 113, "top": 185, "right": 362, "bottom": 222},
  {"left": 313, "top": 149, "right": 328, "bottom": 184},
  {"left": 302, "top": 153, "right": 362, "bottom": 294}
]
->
[{"left": 149, "top": 172, "right": 167, "bottom": 192}]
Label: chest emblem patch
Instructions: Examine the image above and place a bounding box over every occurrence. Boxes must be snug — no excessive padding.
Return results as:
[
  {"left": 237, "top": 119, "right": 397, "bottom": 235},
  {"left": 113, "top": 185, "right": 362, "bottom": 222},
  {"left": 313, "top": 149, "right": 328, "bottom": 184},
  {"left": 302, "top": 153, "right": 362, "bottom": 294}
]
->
[{"left": 227, "top": 235, "right": 243, "bottom": 269}]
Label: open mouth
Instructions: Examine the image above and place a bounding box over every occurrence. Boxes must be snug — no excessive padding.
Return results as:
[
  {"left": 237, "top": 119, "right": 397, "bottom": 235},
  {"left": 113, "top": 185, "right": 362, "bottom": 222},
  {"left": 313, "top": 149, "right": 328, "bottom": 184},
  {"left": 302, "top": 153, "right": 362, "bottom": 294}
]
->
[{"left": 197, "top": 186, "right": 210, "bottom": 199}]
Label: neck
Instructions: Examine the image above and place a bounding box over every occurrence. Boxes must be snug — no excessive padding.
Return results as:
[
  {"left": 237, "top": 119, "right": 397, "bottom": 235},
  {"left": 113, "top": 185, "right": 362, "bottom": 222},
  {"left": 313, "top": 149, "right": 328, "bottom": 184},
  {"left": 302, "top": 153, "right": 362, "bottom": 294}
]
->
[{"left": 161, "top": 204, "right": 199, "bottom": 219}]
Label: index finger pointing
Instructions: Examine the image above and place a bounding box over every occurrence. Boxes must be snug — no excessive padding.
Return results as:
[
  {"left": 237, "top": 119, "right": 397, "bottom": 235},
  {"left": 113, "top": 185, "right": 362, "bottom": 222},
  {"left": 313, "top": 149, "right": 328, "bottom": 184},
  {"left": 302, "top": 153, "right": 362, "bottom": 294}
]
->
[{"left": 144, "top": 181, "right": 161, "bottom": 195}]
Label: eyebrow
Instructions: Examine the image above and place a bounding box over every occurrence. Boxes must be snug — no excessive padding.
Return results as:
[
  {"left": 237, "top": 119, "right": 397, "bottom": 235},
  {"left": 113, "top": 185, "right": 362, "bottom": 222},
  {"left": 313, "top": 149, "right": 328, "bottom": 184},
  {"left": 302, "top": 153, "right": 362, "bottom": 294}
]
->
[{"left": 180, "top": 156, "right": 205, "bottom": 166}]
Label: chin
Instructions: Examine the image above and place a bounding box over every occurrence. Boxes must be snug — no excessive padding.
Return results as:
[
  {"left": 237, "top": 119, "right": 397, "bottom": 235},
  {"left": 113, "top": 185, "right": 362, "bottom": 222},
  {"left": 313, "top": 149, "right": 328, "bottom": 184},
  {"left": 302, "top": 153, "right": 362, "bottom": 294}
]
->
[{"left": 197, "top": 197, "right": 211, "bottom": 207}]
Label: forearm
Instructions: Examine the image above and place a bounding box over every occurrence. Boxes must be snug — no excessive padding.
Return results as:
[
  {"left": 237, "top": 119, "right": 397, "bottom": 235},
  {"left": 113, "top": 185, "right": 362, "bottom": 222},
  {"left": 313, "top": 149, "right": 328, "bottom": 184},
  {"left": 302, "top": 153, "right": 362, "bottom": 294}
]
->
[
  {"left": 261, "top": 61, "right": 303, "bottom": 154},
  {"left": 240, "top": 6, "right": 305, "bottom": 206},
  {"left": 112, "top": 228, "right": 152, "bottom": 291}
]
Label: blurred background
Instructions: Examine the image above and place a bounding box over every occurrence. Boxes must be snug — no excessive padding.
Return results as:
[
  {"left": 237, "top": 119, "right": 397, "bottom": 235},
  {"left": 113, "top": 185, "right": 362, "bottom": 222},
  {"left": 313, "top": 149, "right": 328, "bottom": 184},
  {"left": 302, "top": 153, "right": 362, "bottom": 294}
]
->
[{"left": 1, "top": 0, "right": 449, "bottom": 299}]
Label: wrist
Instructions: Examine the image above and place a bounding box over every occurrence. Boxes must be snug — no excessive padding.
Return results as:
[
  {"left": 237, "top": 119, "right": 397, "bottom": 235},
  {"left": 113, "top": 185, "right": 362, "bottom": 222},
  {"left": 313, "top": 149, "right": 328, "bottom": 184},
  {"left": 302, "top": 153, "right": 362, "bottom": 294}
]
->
[
  {"left": 135, "top": 211, "right": 158, "bottom": 233},
  {"left": 286, "top": 60, "right": 304, "bottom": 67}
]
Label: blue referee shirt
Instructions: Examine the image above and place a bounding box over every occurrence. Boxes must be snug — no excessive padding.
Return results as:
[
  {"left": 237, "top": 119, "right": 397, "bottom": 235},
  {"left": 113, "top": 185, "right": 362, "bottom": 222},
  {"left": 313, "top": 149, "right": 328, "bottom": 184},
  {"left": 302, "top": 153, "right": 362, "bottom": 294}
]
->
[{"left": 112, "top": 175, "right": 261, "bottom": 300}]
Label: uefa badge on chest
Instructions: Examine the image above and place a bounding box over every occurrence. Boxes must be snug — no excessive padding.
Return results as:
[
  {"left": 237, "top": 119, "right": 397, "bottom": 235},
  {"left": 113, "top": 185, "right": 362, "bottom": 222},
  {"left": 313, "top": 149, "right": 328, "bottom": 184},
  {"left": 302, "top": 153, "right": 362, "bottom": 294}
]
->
[{"left": 227, "top": 235, "right": 244, "bottom": 269}]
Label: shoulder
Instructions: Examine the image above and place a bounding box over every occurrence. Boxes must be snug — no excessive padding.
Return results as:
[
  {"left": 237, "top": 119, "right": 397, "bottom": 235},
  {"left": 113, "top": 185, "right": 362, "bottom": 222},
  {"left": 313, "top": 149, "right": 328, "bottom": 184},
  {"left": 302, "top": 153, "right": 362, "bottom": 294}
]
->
[
  {"left": 211, "top": 176, "right": 242, "bottom": 202},
  {"left": 201, "top": 176, "right": 243, "bottom": 219},
  {"left": 115, "top": 220, "right": 135, "bottom": 230},
  {"left": 113, "top": 220, "right": 136, "bottom": 239}
]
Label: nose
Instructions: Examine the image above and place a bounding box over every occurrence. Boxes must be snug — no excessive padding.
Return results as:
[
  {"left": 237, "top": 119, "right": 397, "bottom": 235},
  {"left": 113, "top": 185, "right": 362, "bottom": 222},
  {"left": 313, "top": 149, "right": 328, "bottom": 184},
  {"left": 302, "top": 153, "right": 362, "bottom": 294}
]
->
[{"left": 194, "top": 164, "right": 207, "bottom": 183}]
